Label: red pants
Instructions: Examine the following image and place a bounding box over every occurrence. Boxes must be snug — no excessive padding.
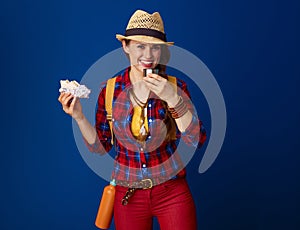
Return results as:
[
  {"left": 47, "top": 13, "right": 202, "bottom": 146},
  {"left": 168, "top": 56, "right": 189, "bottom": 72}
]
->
[{"left": 114, "top": 178, "right": 197, "bottom": 230}]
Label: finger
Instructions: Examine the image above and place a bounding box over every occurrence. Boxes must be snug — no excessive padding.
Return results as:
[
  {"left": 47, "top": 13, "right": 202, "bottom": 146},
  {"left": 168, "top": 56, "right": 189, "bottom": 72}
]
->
[
  {"left": 60, "top": 92, "right": 71, "bottom": 102},
  {"left": 143, "top": 76, "right": 159, "bottom": 86},
  {"left": 143, "top": 81, "right": 162, "bottom": 95},
  {"left": 58, "top": 92, "right": 67, "bottom": 102},
  {"left": 147, "top": 73, "right": 160, "bottom": 79},
  {"left": 66, "top": 94, "right": 74, "bottom": 106},
  {"left": 148, "top": 73, "right": 167, "bottom": 82},
  {"left": 147, "top": 73, "right": 161, "bottom": 82},
  {"left": 143, "top": 80, "right": 156, "bottom": 90},
  {"left": 70, "top": 96, "right": 78, "bottom": 108},
  {"left": 62, "top": 94, "right": 74, "bottom": 106}
]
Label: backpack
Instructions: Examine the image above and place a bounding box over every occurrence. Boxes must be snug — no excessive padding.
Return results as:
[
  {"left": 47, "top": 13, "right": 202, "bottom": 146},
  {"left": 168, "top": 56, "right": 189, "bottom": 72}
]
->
[{"left": 105, "top": 76, "right": 177, "bottom": 144}]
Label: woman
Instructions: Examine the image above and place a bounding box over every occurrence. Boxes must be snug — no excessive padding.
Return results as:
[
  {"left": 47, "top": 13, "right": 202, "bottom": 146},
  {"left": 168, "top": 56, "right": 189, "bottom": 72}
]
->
[{"left": 58, "top": 10, "right": 206, "bottom": 230}]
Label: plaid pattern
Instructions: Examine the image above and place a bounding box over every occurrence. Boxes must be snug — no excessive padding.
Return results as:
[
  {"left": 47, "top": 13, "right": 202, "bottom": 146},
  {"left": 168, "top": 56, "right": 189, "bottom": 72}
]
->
[{"left": 84, "top": 67, "right": 206, "bottom": 183}]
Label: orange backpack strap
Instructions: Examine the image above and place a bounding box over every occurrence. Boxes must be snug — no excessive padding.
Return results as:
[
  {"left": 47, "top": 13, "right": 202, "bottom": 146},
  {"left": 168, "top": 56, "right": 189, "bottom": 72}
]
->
[
  {"left": 167, "top": 76, "right": 177, "bottom": 140},
  {"left": 105, "top": 77, "right": 116, "bottom": 144},
  {"left": 167, "top": 75, "right": 177, "bottom": 93}
]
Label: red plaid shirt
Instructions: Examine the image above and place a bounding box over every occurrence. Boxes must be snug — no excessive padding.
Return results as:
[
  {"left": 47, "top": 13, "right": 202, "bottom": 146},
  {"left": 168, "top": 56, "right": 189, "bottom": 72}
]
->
[{"left": 85, "top": 67, "right": 206, "bottom": 183}]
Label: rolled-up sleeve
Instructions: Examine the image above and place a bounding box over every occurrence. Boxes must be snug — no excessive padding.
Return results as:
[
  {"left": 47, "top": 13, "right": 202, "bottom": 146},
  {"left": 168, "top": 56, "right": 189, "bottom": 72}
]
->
[
  {"left": 177, "top": 79, "right": 207, "bottom": 148},
  {"left": 83, "top": 84, "right": 113, "bottom": 154}
]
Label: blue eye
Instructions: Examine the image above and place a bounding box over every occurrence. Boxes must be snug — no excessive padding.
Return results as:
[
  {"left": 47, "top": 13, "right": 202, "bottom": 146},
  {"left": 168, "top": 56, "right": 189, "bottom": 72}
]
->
[
  {"left": 137, "top": 45, "right": 145, "bottom": 49},
  {"left": 152, "top": 45, "right": 161, "bottom": 51}
]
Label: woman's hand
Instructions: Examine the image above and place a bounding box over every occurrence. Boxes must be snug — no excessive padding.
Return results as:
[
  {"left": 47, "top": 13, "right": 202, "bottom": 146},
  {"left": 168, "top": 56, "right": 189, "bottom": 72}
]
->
[
  {"left": 58, "top": 92, "right": 84, "bottom": 121},
  {"left": 143, "top": 73, "right": 179, "bottom": 107}
]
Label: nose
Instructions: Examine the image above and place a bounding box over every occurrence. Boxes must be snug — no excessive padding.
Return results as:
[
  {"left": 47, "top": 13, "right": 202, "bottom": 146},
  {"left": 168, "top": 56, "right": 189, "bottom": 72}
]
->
[{"left": 144, "top": 46, "right": 153, "bottom": 59}]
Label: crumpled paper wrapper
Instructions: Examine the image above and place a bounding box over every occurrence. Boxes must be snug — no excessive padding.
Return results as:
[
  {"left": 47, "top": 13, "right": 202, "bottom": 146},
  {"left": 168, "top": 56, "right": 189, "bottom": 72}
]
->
[{"left": 59, "top": 80, "right": 91, "bottom": 98}]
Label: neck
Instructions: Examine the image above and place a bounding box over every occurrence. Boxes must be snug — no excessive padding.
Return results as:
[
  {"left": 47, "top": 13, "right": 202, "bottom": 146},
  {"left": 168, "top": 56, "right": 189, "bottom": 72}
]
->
[
  {"left": 129, "top": 65, "right": 143, "bottom": 85},
  {"left": 129, "top": 66, "right": 150, "bottom": 104}
]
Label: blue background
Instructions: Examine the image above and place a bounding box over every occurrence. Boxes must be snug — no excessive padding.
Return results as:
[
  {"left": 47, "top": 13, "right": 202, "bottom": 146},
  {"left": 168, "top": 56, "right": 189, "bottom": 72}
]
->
[{"left": 1, "top": 0, "right": 299, "bottom": 229}]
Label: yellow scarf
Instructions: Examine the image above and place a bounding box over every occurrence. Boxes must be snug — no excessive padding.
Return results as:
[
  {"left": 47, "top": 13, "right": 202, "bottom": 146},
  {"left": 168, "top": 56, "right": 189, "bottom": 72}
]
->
[{"left": 131, "top": 105, "right": 149, "bottom": 141}]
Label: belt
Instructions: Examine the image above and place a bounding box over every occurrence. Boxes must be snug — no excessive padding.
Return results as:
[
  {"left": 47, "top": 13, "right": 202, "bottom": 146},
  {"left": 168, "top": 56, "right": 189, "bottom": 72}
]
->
[
  {"left": 116, "top": 177, "right": 169, "bottom": 189},
  {"left": 116, "top": 178, "right": 168, "bottom": 206},
  {"left": 116, "top": 178, "right": 153, "bottom": 189}
]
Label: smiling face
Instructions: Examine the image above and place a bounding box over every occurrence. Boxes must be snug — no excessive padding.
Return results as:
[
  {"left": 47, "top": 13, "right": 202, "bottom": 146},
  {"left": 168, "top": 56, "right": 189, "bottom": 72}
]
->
[{"left": 122, "top": 40, "right": 162, "bottom": 73}]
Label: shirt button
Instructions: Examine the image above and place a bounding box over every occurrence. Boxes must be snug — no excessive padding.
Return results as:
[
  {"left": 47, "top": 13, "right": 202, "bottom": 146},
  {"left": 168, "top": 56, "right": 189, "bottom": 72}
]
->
[
  {"left": 148, "top": 104, "right": 152, "bottom": 108},
  {"left": 149, "top": 119, "right": 152, "bottom": 123},
  {"left": 142, "top": 164, "right": 147, "bottom": 168},
  {"left": 140, "top": 148, "right": 144, "bottom": 152},
  {"left": 148, "top": 135, "right": 151, "bottom": 139}
]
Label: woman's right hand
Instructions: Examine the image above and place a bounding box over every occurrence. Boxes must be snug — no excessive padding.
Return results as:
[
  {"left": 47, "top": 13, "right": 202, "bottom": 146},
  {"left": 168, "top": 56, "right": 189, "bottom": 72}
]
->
[{"left": 58, "top": 92, "right": 84, "bottom": 121}]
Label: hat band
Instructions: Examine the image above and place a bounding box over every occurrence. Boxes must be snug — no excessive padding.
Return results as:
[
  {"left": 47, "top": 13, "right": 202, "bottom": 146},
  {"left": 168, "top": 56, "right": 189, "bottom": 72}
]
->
[{"left": 125, "top": 28, "right": 167, "bottom": 42}]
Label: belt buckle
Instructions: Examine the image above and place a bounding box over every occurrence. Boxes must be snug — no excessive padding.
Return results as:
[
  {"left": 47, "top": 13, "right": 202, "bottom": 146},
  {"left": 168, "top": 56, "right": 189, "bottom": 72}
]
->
[{"left": 141, "top": 178, "right": 153, "bottom": 189}]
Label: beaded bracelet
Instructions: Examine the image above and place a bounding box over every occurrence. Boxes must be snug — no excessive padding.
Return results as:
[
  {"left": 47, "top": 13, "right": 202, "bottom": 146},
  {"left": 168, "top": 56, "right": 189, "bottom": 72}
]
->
[{"left": 168, "top": 96, "right": 188, "bottom": 119}]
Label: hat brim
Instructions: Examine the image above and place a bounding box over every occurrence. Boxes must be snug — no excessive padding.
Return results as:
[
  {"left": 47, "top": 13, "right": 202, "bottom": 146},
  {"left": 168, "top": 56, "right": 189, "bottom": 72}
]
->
[{"left": 116, "top": 34, "right": 174, "bottom": 46}]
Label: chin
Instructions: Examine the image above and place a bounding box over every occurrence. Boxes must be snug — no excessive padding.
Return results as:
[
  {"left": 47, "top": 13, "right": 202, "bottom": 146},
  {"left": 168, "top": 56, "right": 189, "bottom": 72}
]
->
[{"left": 132, "top": 63, "right": 159, "bottom": 73}]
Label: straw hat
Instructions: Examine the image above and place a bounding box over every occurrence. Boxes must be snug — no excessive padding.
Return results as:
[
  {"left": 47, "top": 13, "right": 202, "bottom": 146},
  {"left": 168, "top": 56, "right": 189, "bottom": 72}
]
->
[{"left": 116, "top": 10, "right": 174, "bottom": 46}]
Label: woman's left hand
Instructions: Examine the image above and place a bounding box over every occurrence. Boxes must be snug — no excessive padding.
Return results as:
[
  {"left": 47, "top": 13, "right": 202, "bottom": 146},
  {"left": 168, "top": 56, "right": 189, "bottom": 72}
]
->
[{"left": 143, "top": 73, "right": 179, "bottom": 107}]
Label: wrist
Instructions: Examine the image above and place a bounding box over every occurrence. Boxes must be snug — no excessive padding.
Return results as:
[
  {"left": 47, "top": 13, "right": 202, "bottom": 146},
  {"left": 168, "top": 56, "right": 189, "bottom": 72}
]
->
[
  {"left": 167, "top": 96, "right": 189, "bottom": 119},
  {"left": 74, "top": 114, "right": 85, "bottom": 123},
  {"left": 167, "top": 94, "right": 180, "bottom": 108}
]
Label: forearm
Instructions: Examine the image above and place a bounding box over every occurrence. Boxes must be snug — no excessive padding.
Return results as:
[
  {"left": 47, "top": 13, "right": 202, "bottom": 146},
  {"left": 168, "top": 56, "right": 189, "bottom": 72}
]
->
[
  {"left": 167, "top": 95, "right": 192, "bottom": 132},
  {"left": 75, "top": 116, "right": 97, "bottom": 145},
  {"left": 164, "top": 78, "right": 206, "bottom": 148},
  {"left": 174, "top": 110, "right": 193, "bottom": 132}
]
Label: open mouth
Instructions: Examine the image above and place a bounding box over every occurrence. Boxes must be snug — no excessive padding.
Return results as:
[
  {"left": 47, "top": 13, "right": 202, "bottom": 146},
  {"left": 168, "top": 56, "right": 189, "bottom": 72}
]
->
[{"left": 139, "top": 60, "right": 154, "bottom": 68}]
